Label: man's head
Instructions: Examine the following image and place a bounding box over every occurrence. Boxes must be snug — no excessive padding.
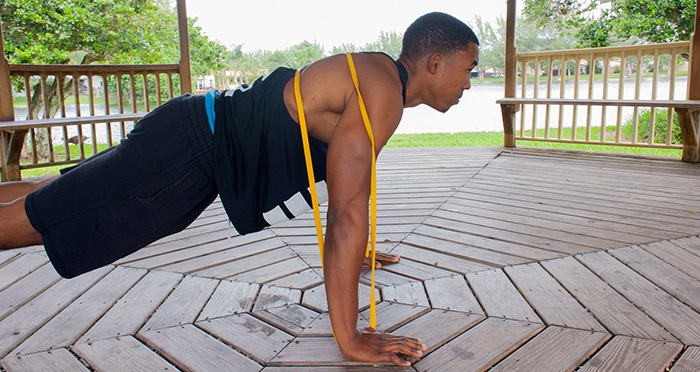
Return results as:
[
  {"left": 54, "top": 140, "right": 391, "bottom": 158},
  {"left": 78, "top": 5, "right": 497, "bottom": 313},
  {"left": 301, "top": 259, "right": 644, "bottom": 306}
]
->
[
  {"left": 400, "top": 12, "right": 480, "bottom": 113},
  {"left": 400, "top": 12, "right": 479, "bottom": 62}
]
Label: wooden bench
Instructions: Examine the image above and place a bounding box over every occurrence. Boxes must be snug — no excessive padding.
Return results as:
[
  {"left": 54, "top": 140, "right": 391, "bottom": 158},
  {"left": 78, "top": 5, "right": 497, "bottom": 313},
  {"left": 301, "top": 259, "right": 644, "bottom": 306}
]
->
[
  {"left": 0, "top": 113, "right": 145, "bottom": 181},
  {"left": 496, "top": 98, "right": 700, "bottom": 162}
]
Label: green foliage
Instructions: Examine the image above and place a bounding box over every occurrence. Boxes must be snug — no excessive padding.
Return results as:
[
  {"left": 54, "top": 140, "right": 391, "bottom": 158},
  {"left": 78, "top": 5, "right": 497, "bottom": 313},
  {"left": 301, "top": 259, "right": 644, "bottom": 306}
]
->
[
  {"left": 522, "top": 0, "right": 697, "bottom": 47},
  {"left": 622, "top": 108, "right": 683, "bottom": 145}
]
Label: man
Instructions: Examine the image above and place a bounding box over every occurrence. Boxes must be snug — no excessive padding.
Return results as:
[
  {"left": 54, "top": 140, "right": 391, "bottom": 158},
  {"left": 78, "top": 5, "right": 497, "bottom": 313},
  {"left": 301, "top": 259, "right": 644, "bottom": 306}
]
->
[{"left": 0, "top": 12, "right": 479, "bottom": 366}]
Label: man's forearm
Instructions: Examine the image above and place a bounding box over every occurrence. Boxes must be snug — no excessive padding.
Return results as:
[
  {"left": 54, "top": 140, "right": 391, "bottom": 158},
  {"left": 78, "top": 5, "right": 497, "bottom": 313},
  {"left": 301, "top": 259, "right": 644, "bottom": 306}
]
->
[{"left": 323, "top": 217, "right": 368, "bottom": 348}]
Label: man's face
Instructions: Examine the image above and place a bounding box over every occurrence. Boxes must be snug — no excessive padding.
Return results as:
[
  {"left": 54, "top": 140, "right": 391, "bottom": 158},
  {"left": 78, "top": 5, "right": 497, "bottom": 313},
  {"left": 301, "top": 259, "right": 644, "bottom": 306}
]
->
[{"left": 429, "top": 42, "right": 479, "bottom": 113}]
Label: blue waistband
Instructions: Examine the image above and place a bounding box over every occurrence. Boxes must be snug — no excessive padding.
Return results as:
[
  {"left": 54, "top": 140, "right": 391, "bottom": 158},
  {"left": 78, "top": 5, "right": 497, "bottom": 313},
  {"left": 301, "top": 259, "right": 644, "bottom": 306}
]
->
[{"left": 205, "top": 89, "right": 220, "bottom": 134}]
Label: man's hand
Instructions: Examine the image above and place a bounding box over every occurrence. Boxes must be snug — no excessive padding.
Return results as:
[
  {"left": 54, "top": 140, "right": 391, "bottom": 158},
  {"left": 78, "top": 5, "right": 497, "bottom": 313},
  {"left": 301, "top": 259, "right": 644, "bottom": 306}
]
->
[
  {"left": 363, "top": 252, "right": 400, "bottom": 269},
  {"left": 339, "top": 327, "right": 427, "bottom": 367}
]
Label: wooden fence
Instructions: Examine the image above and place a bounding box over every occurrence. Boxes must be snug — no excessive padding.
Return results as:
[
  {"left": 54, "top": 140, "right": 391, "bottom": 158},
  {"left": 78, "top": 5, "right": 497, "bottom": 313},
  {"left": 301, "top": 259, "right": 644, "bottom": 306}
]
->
[
  {"left": 499, "top": 0, "right": 700, "bottom": 162},
  {"left": 0, "top": 0, "right": 192, "bottom": 181}
]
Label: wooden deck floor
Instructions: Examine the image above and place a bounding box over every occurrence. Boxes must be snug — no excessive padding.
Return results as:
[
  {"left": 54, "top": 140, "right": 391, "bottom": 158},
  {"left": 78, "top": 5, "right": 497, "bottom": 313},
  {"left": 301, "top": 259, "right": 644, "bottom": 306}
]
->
[{"left": 2, "top": 147, "right": 700, "bottom": 371}]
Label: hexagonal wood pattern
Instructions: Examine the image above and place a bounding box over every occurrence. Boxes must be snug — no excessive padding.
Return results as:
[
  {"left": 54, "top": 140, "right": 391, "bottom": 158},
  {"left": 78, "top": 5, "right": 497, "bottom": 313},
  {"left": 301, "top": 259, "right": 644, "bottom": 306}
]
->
[{"left": 2, "top": 147, "right": 700, "bottom": 371}]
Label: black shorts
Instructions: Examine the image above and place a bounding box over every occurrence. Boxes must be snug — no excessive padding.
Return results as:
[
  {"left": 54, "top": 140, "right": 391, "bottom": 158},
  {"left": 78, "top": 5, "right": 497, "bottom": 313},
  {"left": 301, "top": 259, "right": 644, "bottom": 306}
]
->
[{"left": 25, "top": 94, "right": 217, "bottom": 278}]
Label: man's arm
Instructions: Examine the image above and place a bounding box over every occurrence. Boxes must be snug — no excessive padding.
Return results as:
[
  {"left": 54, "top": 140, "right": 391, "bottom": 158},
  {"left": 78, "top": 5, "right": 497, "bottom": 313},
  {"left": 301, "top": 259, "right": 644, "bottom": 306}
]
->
[{"left": 322, "top": 82, "right": 426, "bottom": 366}]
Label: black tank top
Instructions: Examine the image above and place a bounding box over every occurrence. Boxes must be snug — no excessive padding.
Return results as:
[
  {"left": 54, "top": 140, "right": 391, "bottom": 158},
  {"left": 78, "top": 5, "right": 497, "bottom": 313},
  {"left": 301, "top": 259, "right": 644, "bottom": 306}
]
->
[{"left": 212, "top": 54, "right": 408, "bottom": 235}]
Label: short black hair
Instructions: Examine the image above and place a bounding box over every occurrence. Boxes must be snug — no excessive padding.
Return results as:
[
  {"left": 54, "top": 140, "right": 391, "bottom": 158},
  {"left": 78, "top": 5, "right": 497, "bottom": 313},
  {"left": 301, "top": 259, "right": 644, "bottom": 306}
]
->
[{"left": 401, "top": 12, "right": 479, "bottom": 61}]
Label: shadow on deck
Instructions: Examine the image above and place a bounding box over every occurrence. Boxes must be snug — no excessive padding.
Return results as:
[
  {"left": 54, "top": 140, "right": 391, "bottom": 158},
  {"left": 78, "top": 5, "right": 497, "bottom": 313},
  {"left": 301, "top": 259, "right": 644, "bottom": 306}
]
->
[{"left": 2, "top": 147, "right": 700, "bottom": 371}]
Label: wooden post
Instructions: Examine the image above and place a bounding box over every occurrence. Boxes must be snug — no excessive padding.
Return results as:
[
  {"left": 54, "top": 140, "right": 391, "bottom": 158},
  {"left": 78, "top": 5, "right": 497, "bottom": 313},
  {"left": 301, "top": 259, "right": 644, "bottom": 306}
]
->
[
  {"left": 176, "top": 0, "right": 192, "bottom": 95},
  {"left": 0, "top": 15, "right": 25, "bottom": 181},
  {"left": 502, "top": 0, "right": 518, "bottom": 148},
  {"left": 680, "top": 0, "right": 700, "bottom": 162}
]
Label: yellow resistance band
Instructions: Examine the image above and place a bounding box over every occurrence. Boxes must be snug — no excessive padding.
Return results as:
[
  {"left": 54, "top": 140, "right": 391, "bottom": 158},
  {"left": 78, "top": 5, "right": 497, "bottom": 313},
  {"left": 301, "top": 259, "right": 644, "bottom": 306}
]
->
[{"left": 294, "top": 53, "right": 379, "bottom": 330}]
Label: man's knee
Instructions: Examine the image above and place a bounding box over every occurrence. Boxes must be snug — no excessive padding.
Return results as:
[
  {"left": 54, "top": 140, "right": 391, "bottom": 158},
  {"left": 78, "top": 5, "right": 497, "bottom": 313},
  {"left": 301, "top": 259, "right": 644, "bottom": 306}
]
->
[{"left": 0, "top": 198, "right": 42, "bottom": 249}]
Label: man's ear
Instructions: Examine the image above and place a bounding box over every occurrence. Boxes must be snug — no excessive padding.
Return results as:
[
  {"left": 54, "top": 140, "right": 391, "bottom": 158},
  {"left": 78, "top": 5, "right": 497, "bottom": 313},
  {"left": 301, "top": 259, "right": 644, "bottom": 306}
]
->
[{"left": 427, "top": 52, "right": 442, "bottom": 74}]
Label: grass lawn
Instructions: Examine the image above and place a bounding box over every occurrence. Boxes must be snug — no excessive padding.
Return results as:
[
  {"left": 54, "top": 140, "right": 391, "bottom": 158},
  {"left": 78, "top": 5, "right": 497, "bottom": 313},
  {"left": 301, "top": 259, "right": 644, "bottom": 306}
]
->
[
  {"left": 11, "top": 131, "right": 681, "bottom": 179},
  {"left": 386, "top": 130, "right": 682, "bottom": 158}
]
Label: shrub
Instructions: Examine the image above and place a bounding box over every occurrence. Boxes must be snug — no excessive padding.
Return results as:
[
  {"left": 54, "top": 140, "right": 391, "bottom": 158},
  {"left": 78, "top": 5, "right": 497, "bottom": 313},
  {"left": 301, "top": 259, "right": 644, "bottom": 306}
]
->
[{"left": 622, "top": 108, "right": 683, "bottom": 144}]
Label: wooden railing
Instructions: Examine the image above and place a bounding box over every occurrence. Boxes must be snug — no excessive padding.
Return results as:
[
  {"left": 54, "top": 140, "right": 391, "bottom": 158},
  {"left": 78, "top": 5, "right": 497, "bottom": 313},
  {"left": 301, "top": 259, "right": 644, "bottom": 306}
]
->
[
  {"left": 498, "top": 41, "right": 700, "bottom": 151},
  {"left": 0, "top": 0, "right": 192, "bottom": 181},
  {"left": 499, "top": 0, "right": 700, "bottom": 162},
  {"left": 6, "top": 64, "right": 181, "bottom": 166}
]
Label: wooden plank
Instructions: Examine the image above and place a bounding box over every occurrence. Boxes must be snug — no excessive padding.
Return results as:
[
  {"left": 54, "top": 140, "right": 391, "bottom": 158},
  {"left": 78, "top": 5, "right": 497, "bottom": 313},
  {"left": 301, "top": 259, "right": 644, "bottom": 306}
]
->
[
  {"left": 474, "top": 168, "right": 700, "bottom": 211},
  {"left": 362, "top": 268, "right": 419, "bottom": 287},
  {"left": 11, "top": 266, "right": 146, "bottom": 356},
  {"left": 464, "top": 178, "right": 700, "bottom": 235},
  {"left": 0, "top": 264, "right": 60, "bottom": 321},
  {"left": 270, "top": 337, "right": 371, "bottom": 366},
  {"left": 266, "top": 268, "right": 324, "bottom": 290},
  {"left": 671, "top": 346, "right": 700, "bottom": 372},
  {"left": 495, "top": 97, "right": 700, "bottom": 108},
  {"left": 432, "top": 210, "right": 602, "bottom": 254},
  {"left": 413, "top": 318, "right": 544, "bottom": 372},
  {"left": 193, "top": 247, "right": 297, "bottom": 279},
  {"left": 253, "top": 304, "right": 320, "bottom": 336},
  {"left": 390, "top": 242, "right": 497, "bottom": 274},
  {"left": 72, "top": 336, "right": 177, "bottom": 372},
  {"left": 229, "top": 256, "right": 310, "bottom": 283},
  {"left": 466, "top": 269, "right": 542, "bottom": 323},
  {"left": 255, "top": 285, "right": 303, "bottom": 312},
  {"left": 382, "top": 282, "right": 430, "bottom": 307},
  {"left": 261, "top": 367, "right": 415, "bottom": 371},
  {"left": 0, "top": 253, "right": 49, "bottom": 291},
  {"left": 141, "top": 275, "right": 219, "bottom": 332},
  {"left": 541, "top": 256, "right": 678, "bottom": 341},
  {"left": 0, "top": 266, "right": 110, "bottom": 358},
  {"left": 490, "top": 326, "right": 611, "bottom": 372},
  {"left": 423, "top": 275, "right": 483, "bottom": 314},
  {"left": 299, "top": 312, "right": 369, "bottom": 337},
  {"left": 577, "top": 251, "right": 700, "bottom": 345},
  {"left": 411, "top": 224, "right": 563, "bottom": 262},
  {"left": 445, "top": 197, "right": 652, "bottom": 245},
  {"left": 610, "top": 246, "right": 700, "bottom": 314},
  {"left": 154, "top": 234, "right": 286, "bottom": 273},
  {"left": 359, "top": 302, "right": 430, "bottom": 333},
  {"left": 505, "top": 262, "right": 607, "bottom": 332},
  {"left": 578, "top": 336, "right": 683, "bottom": 372},
  {"left": 1, "top": 348, "right": 90, "bottom": 372},
  {"left": 391, "top": 310, "right": 485, "bottom": 354},
  {"left": 375, "top": 258, "right": 456, "bottom": 282},
  {"left": 138, "top": 324, "right": 261, "bottom": 372},
  {"left": 197, "top": 280, "right": 260, "bottom": 321},
  {"left": 197, "top": 313, "right": 293, "bottom": 364},
  {"left": 642, "top": 240, "right": 700, "bottom": 281},
  {"left": 78, "top": 270, "right": 183, "bottom": 343},
  {"left": 301, "top": 283, "right": 375, "bottom": 313},
  {"left": 397, "top": 235, "right": 528, "bottom": 269},
  {"left": 454, "top": 185, "right": 683, "bottom": 240}
]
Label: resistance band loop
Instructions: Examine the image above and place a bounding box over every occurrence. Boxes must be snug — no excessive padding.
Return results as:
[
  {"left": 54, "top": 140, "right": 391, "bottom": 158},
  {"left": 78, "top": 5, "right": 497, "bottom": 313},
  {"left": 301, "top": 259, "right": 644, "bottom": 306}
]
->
[
  {"left": 294, "top": 53, "right": 379, "bottom": 332},
  {"left": 294, "top": 70, "right": 325, "bottom": 267},
  {"left": 346, "top": 53, "right": 378, "bottom": 329}
]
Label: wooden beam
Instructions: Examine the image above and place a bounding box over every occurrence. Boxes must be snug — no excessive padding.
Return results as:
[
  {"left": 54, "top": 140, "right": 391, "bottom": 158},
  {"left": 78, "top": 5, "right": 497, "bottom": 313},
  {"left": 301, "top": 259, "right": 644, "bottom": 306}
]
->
[
  {"left": 501, "top": 104, "right": 517, "bottom": 148},
  {"left": 177, "top": 0, "right": 192, "bottom": 95},
  {"left": 504, "top": 0, "right": 517, "bottom": 99},
  {"left": 0, "top": 15, "right": 24, "bottom": 181},
  {"left": 503, "top": 0, "right": 518, "bottom": 148},
  {"left": 688, "top": 0, "right": 700, "bottom": 101},
  {"left": 678, "top": 108, "right": 700, "bottom": 163}
]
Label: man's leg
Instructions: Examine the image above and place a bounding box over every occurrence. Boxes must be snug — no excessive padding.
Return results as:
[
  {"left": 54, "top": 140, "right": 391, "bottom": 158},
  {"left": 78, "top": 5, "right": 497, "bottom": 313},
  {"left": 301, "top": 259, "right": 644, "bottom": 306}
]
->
[
  {"left": 0, "top": 197, "right": 42, "bottom": 249},
  {"left": 0, "top": 174, "right": 59, "bottom": 203}
]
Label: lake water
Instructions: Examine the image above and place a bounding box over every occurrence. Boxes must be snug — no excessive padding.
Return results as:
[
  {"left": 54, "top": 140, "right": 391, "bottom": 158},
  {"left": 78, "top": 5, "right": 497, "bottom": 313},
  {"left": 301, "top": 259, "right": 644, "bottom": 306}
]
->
[{"left": 13, "top": 76, "right": 689, "bottom": 144}]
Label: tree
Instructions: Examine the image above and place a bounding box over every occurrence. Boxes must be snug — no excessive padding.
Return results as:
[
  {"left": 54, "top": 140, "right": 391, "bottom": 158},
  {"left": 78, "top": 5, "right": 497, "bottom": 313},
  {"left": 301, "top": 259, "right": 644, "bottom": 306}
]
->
[
  {"left": 362, "top": 31, "right": 403, "bottom": 59},
  {"left": 522, "top": 0, "right": 697, "bottom": 47},
  {"left": 1, "top": 0, "right": 225, "bottom": 117},
  {"left": 473, "top": 15, "right": 575, "bottom": 75},
  {"left": 1, "top": 0, "right": 225, "bottom": 160}
]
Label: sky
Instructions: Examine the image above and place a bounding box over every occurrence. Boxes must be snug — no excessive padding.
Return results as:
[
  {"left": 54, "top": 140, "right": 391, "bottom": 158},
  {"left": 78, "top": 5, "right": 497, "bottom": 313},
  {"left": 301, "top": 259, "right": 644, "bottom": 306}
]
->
[{"left": 186, "top": 0, "right": 522, "bottom": 53}]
